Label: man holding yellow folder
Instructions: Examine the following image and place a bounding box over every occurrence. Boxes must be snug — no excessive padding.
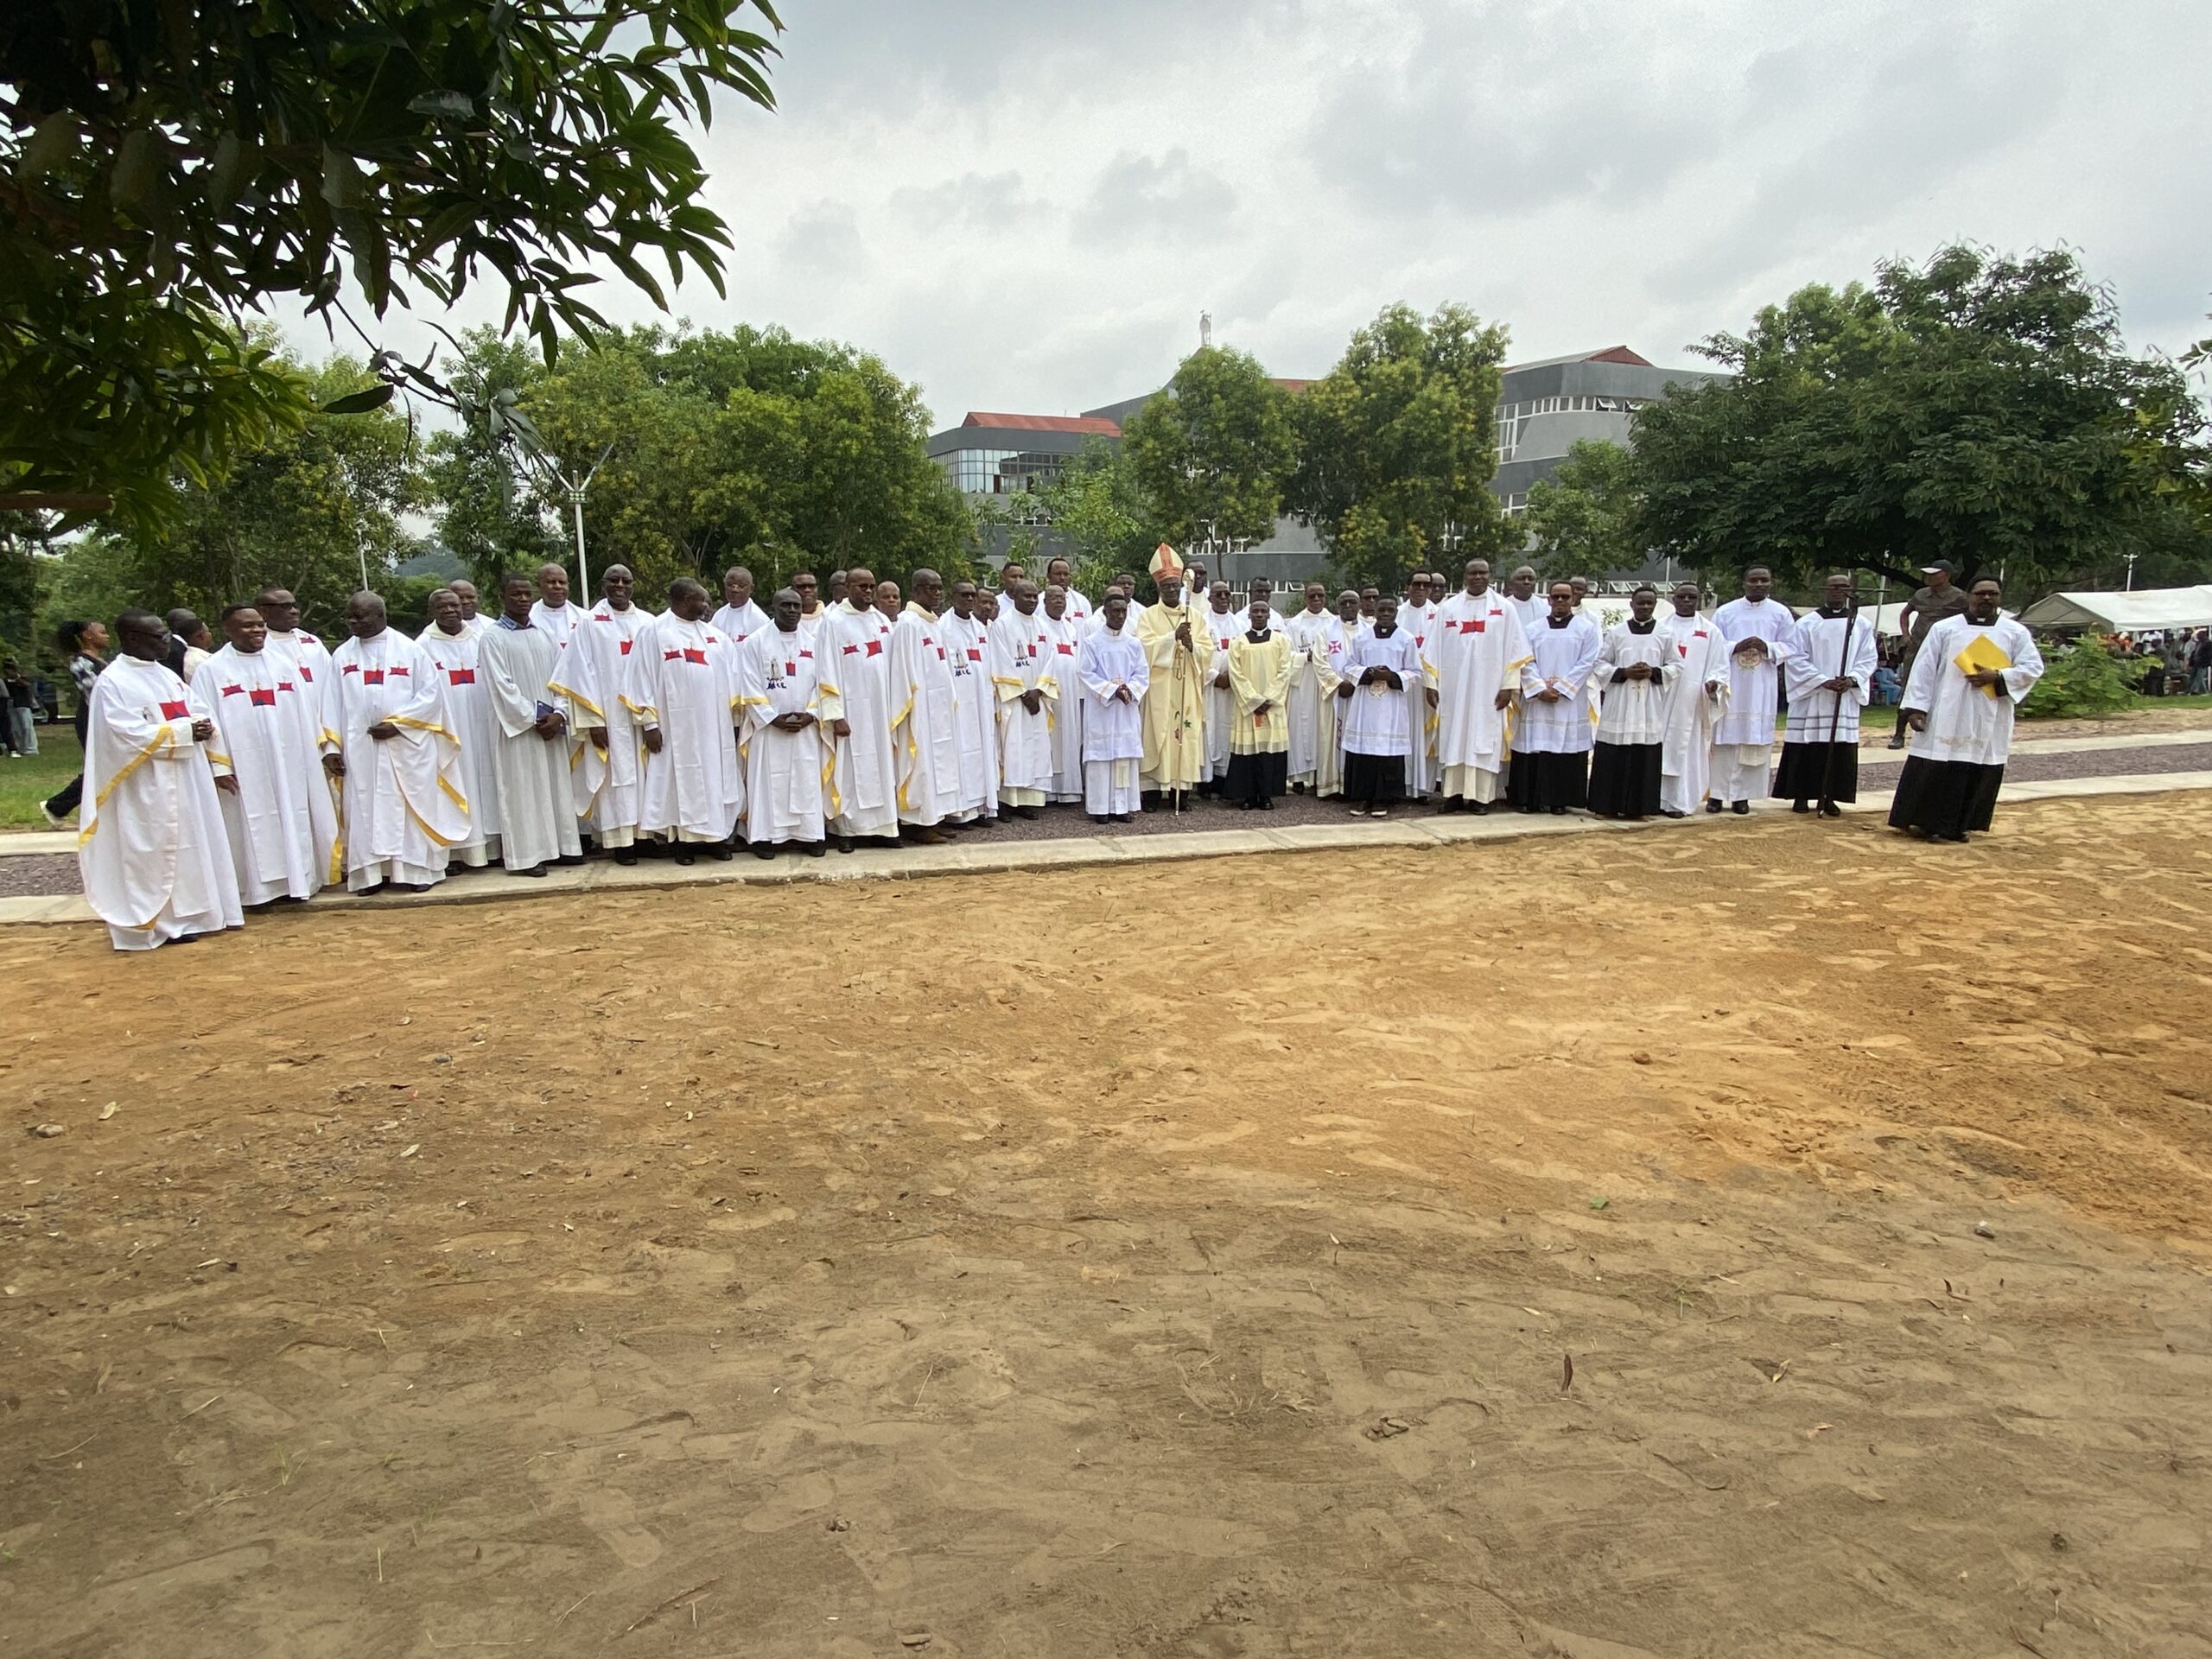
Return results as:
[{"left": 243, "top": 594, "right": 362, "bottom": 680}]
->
[{"left": 1888, "top": 576, "right": 2044, "bottom": 842}]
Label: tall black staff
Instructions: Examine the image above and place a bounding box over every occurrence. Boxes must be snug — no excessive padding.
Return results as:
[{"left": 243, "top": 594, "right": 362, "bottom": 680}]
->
[{"left": 1816, "top": 576, "right": 1863, "bottom": 817}]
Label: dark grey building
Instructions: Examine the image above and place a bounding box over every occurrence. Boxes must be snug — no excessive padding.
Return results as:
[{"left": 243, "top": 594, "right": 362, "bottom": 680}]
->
[
  {"left": 1491, "top": 346, "right": 1727, "bottom": 515},
  {"left": 925, "top": 410, "right": 1122, "bottom": 500},
  {"left": 926, "top": 348, "right": 1724, "bottom": 583}
]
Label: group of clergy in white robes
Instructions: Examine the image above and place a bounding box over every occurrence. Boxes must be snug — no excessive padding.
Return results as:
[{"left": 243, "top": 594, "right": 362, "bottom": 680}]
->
[{"left": 77, "top": 554, "right": 2052, "bottom": 950}]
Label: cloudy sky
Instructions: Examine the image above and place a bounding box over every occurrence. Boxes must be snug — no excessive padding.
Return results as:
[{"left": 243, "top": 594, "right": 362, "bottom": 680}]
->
[{"left": 313, "top": 0, "right": 2212, "bottom": 431}]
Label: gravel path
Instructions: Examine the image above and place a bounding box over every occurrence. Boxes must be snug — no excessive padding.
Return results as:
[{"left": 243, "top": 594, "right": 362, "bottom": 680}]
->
[
  {"left": 1857, "top": 741, "right": 2212, "bottom": 785},
  {"left": 8, "top": 741, "right": 2208, "bottom": 901}
]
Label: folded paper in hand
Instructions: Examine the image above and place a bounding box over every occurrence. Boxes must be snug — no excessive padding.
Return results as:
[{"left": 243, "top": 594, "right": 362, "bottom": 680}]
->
[{"left": 1952, "top": 633, "right": 2012, "bottom": 696}]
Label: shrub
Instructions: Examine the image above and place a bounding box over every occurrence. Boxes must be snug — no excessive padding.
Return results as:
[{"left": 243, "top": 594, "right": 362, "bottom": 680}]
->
[{"left": 2021, "top": 633, "right": 2137, "bottom": 719}]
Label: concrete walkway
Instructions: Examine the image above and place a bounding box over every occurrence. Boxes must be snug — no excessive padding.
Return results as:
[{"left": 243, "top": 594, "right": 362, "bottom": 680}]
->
[
  {"left": 4, "top": 766, "right": 2207, "bottom": 931},
  {"left": 7, "top": 725, "right": 2202, "bottom": 868}
]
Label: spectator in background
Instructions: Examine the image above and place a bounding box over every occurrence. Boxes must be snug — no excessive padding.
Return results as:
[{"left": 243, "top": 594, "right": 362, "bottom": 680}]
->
[
  {"left": 162, "top": 608, "right": 213, "bottom": 682},
  {"left": 1870, "top": 661, "right": 1902, "bottom": 707},
  {"left": 3, "top": 658, "right": 36, "bottom": 755},
  {"left": 2190, "top": 629, "right": 2211, "bottom": 696},
  {"left": 41, "top": 619, "right": 109, "bottom": 824},
  {"left": 1886, "top": 560, "right": 1970, "bottom": 748}
]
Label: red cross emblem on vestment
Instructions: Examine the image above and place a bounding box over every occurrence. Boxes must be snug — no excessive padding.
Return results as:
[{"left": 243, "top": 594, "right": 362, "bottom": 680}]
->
[
  {"left": 160, "top": 699, "right": 189, "bottom": 719},
  {"left": 220, "top": 683, "right": 245, "bottom": 698},
  {"left": 360, "top": 669, "right": 384, "bottom": 685},
  {"left": 682, "top": 648, "right": 707, "bottom": 665},
  {"left": 619, "top": 639, "right": 632, "bottom": 655},
  {"left": 250, "top": 687, "right": 276, "bottom": 707},
  {"left": 448, "top": 668, "right": 475, "bottom": 686}
]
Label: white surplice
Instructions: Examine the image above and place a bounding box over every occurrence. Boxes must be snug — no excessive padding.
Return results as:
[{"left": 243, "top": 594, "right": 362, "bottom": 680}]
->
[
  {"left": 1199, "top": 604, "right": 1243, "bottom": 783},
  {"left": 527, "top": 598, "right": 584, "bottom": 650},
  {"left": 1043, "top": 611, "right": 1087, "bottom": 802},
  {"left": 1657, "top": 612, "right": 1732, "bottom": 814},
  {"left": 189, "top": 643, "right": 337, "bottom": 901},
  {"left": 477, "top": 620, "right": 584, "bottom": 870},
  {"left": 987, "top": 604, "right": 1058, "bottom": 802},
  {"left": 1514, "top": 614, "right": 1602, "bottom": 756},
  {"left": 1783, "top": 607, "right": 1880, "bottom": 745},
  {"left": 1902, "top": 614, "right": 2044, "bottom": 766},
  {"left": 1430, "top": 588, "right": 1532, "bottom": 803},
  {"left": 415, "top": 622, "right": 500, "bottom": 867},
  {"left": 889, "top": 602, "right": 963, "bottom": 827},
  {"left": 1397, "top": 600, "right": 1441, "bottom": 792},
  {"left": 264, "top": 627, "right": 340, "bottom": 883},
  {"left": 711, "top": 597, "right": 768, "bottom": 644},
  {"left": 1338, "top": 628, "right": 1421, "bottom": 756},
  {"left": 1593, "top": 620, "right": 1675, "bottom": 745},
  {"left": 79, "top": 656, "right": 243, "bottom": 950},
  {"left": 554, "top": 598, "right": 654, "bottom": 849},
  {"left": 940, "top": 610, "right": 999, "bottom": 820},
  {"left": 821, "top": 601, "right": 900, "bottom": 837},
  {"left": 629, "top": 613, "right": 746, "bottom": 842},
  {"left": 738, "top": 624, "right": 840, "bottom": 844},
  {"left": 321, "top": 631, "right": 469, "bottom": 890},
  {"left": 1283, "top": 607, "right": 1349, "bottom": 791},
  {"left": 1078, "top": 625, "right": 1149, "bottom": 815}
]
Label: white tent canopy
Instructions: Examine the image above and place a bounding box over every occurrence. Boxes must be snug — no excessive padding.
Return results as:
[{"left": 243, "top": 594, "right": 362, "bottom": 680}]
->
[
  {"left": 1791, "top": 601, "right": 1907, "bottom": 637},
  {"left": 2017, "top": 586, "right": 2212, "bottom": 632}
]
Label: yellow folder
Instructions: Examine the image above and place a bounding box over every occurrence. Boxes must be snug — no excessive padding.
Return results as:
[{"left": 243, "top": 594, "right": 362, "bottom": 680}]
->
[{"left": 1953, "top": 632, "right": 2012, "bottom": 696}]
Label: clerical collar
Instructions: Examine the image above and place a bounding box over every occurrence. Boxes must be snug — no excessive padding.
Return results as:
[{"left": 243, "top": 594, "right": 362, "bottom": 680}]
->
[
  {"left": 1969, "top": 615, "right": 1996, "bottom": 626},
  {"left": 1374, "top": 623, "right": 1397, "bottom": 638},
  {"left": 1629, "top": 618, "right": 1655, "bottom": 633},
  {"left": 1548, "top": 614, "right": 1572, "bottom": 628},
  {"left": 1817, "top": 605, "right": 1847, "bottom": 619},
  {"left": 1247, "top": 627, "right": 1270, "bottom": 643}
]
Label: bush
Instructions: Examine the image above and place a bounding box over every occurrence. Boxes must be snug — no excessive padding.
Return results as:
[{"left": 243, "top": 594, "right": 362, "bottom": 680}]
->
[{"left": 2021, "top": 633, "right": 2137, "bottom": 719}]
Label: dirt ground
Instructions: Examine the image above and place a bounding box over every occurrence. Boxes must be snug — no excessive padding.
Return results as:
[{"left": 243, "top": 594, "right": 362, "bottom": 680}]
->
[{"left": 3, "top": 794, "right": 2211, "bottom": 1659}]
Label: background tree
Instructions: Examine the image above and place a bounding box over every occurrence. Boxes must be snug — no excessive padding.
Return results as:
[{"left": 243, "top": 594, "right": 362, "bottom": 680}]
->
[
  {"left": 432, "top": 324, "right": 972, "bottom": 600},
  {"left": 1122, "top": 346, "right": 1296, "bottom": 549},
  {"left": 422, "top": 330, "right": 558, "bottom": 578},
  {"left": 1, "top": 0, "right": 783, "bottom": 529},
  {"left": 1522, "top": 439, "right": 1643, "bottom": 576},
  {"left": 1290, "top": 302, "right": 1511, "bottom": 593},
  {"left": 1029, "top": 441, "right": 1159, "bottom": 596},
  {"left": 35, "top": 350, "right": 429, "bottom": 638},
  {"left": 1632, "top": 245, "right": 2211, "bottom": 591}
]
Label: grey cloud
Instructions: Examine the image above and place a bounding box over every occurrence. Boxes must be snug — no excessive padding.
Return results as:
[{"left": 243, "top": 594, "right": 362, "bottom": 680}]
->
[
  {"left": 1305, "top": 10, "right": 1719, "bottom": 219},
  {"left": 1072, "top": 149, "right": 1238, "bottom": 246},
  {"left": 1646, "top": 16, "right": 2076, "bottom": 306},
  {"left": 890, "top": 171, "right": 1042, "bottom": 232},
  {"left": 775, "top": 201, "right": 867, "bottom": 276}
]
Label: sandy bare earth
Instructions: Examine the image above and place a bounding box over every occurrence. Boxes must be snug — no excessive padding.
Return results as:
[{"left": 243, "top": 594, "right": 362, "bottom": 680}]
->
[{"left": 3, "top": 794, "right": 2210, "bottom": 1658}]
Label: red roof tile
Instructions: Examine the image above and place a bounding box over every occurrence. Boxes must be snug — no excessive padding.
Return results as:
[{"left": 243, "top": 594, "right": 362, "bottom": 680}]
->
[{"left": 962, "top": 411, "right": 1123, "bottom": 436}]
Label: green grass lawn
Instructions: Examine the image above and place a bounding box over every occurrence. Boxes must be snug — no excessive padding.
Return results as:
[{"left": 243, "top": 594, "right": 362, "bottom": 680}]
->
[{"left": 0, "top": 727, "right": 82, "bottom": 830}]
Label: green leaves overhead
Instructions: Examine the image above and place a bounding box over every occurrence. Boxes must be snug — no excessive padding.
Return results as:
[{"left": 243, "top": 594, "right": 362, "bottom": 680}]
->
[{"left": 0, "top": 0, "right": 784, "bottom": 528}]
